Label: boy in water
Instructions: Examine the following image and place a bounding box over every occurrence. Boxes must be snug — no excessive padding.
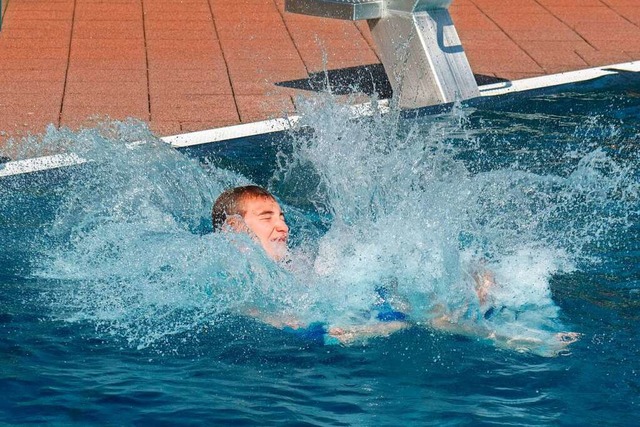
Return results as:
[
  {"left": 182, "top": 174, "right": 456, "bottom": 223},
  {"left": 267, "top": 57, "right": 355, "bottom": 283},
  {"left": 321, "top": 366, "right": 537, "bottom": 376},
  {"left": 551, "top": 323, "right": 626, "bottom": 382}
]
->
[
  {"left": 212, "top": 185, "right": 289, "bottom": 262},
  {"left": 212, "top": 186, "right": 578, "bottom": 351},
  {"left": 212, "top": 185, "right": 407, "bottom": 343}
]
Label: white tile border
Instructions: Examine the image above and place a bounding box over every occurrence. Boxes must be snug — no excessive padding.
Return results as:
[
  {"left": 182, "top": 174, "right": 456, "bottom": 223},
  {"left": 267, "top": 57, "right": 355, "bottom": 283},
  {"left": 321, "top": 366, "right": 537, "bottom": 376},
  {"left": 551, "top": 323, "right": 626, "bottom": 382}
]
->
[
  {"left": 163, "top": 117, "right": 301, "bottom": 148},
  {"left": 166, "top": 61, "right": 639, "bottom": 148},
  {"left": 1, "top": 61, "right": 638, "bottom": 178},
  {"left": 0, "top": 153, "right": 86, "bottom": 178},
  {"left": 479, "top": 61, "right": 640, "bottom": 97}
]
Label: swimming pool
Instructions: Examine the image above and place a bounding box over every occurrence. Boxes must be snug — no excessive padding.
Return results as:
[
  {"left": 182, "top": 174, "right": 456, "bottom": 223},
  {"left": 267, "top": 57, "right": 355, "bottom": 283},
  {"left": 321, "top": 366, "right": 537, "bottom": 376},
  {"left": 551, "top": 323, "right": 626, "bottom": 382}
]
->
[{"left": 1, "top": 71, "right": 639, "bottom": 424}]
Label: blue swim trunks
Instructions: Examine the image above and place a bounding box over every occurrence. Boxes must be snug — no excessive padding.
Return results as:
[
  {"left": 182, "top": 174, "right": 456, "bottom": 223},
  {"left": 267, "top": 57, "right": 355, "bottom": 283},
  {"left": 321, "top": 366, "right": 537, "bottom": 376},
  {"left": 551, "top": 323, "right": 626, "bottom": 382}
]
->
[
  {"left": 373, "top": 285, "right": 408, "bottom": 322},
  {"left": 282, "top": 285, "right": 408, "bottom": 344}
]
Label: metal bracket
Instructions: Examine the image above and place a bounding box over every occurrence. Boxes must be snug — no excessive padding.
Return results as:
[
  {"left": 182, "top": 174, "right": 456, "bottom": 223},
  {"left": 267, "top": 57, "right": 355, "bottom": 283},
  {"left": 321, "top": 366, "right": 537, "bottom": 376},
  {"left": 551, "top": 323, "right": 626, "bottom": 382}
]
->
[{"left": 285, "top": 0, "right": 479, "bottom": 108}]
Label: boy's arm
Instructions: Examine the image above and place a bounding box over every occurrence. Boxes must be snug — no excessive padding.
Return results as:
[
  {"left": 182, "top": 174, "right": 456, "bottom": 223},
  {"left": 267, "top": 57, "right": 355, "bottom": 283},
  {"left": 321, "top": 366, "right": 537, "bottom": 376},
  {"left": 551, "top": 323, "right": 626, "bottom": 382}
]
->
[{"left": 326, "top": 321, "right": 409, "bottom": 345}]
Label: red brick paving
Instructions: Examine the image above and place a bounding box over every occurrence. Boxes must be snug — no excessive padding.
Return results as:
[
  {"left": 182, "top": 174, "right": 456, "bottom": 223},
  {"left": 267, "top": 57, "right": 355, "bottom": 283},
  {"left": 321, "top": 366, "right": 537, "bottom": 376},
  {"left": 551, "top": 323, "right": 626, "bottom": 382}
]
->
[{"left": 0, "top": 0, "right": 639, "bottom": 146}]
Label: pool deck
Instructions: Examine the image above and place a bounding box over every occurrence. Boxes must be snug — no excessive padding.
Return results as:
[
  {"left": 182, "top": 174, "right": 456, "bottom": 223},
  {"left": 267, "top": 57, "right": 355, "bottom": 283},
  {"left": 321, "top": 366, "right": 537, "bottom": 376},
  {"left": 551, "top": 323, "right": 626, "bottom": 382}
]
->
[{"left": 1, "top": 0, "right": 639, "bottom": 145}]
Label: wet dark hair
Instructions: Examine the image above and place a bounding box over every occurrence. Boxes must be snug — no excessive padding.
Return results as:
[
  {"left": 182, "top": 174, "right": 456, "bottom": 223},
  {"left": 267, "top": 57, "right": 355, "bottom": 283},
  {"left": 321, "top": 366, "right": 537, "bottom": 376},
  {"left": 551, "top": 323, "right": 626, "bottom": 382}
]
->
[{"left": 212, "top": 185, "right": 276, "bottom": 231}]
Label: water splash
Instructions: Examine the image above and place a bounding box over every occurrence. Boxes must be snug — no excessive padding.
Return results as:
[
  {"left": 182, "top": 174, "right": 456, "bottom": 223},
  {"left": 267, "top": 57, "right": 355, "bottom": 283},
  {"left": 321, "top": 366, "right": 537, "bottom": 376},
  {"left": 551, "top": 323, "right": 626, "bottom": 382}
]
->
[
  {"left": 272, "top": 94, "right": 639, "bottom": 354},
  {"left": 22, "top": 121, "right": 302, "bottom": 349},
  {"left": 13, "top": 91, "right": 638, "bottom": 355}
]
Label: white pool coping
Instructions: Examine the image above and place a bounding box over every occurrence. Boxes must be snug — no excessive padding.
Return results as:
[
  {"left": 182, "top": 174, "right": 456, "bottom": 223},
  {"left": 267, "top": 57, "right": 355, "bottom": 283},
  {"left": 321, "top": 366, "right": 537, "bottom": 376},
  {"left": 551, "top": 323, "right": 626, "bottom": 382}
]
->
[
  {"left": 1, "top": 60, "right": 638, "bottom": 178},
  {"left": 0, "top": 153, "right": 87, "bottom": 178}
]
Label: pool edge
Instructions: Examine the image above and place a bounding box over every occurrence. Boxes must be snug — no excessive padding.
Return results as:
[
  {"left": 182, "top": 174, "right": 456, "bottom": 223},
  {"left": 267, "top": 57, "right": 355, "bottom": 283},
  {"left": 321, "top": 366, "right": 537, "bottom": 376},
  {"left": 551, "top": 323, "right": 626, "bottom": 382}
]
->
[
  {"left": 164, "top": 60, "right": 640, "bottom": 148},
  {"left": 1, "top": 60, "right": 639, "bottom": 178}
]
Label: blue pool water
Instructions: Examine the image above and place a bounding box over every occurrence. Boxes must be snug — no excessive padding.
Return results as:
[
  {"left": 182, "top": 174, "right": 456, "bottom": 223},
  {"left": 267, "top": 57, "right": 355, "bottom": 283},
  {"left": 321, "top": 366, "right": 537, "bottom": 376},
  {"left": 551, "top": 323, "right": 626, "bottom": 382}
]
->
[{"left": 1, "top": 74, "right": 639, "bottom": 425}]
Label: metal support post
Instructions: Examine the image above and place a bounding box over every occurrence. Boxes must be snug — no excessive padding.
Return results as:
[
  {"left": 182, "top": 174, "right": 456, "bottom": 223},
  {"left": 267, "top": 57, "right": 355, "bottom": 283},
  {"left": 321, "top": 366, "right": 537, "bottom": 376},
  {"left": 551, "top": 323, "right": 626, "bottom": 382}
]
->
[{"left": 286, "top": 0, "right": 479, "bottom": 109}]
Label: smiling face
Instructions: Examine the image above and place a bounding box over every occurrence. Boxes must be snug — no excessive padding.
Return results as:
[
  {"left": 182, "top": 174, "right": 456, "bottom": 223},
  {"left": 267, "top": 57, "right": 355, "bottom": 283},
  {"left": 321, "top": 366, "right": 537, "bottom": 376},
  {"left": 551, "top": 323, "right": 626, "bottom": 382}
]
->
[{"left": 232, "top": 195, "right": 289, "bottom": 261}]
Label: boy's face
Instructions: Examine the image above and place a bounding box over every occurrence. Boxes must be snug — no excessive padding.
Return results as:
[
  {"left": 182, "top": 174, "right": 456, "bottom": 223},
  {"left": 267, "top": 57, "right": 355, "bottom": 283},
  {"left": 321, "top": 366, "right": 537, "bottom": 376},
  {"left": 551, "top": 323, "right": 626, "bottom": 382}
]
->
[{"left": 231, "top": 196, "right": 289, "bottom": 261}]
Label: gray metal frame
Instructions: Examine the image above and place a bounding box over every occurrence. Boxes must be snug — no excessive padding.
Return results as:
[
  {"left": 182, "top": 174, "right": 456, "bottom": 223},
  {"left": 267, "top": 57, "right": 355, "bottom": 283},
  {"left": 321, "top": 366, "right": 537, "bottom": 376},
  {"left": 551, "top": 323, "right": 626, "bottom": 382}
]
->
[
  {"left": 285, "top": 0, "right": 384, "bottom": 20},
  {"left": 285, "top": 0, "right": 479, "bottom": 109}
]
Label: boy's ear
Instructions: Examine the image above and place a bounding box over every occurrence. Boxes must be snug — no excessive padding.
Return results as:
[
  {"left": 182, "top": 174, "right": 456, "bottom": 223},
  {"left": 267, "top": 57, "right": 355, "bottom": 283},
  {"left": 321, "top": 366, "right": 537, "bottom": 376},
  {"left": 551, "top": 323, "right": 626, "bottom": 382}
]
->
[{"left": 225, "top": 215, "right": 244, "bottom": 232}]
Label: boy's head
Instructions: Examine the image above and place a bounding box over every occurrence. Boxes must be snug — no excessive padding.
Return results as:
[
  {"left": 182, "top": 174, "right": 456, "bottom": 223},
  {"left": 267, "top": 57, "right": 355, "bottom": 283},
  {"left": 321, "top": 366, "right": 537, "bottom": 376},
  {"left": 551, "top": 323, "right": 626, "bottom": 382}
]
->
[{"left": 212, "top": 185, "right": 289, "bottom": 261}]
